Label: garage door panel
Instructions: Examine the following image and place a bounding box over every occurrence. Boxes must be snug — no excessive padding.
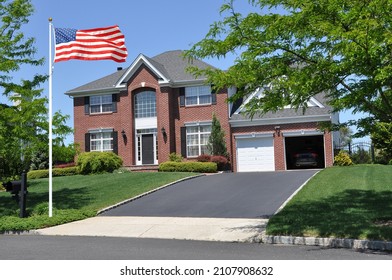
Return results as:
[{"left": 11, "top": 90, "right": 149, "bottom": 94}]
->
[{"left": 236, "top": 137, "right": 275, "bottom": 172}]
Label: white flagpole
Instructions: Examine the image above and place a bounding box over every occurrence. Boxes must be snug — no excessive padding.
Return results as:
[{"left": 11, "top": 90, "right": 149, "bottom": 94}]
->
[{"left": 48, "top": 18, "right": 53, "bottom": 217}]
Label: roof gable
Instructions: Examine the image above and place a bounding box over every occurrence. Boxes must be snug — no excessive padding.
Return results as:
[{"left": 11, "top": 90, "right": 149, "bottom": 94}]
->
[
  {"left": 115, "top": 53, "right": 171, "bottom": 87},
  {"left": 66, "top": 50, "right": 216, "bottom": 96},
  {"left": 231, "top": 87, "right": 332, "bottom": 121}
]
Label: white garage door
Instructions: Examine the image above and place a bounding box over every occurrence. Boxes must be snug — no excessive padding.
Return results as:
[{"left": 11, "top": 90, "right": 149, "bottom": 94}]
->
[{"left": 236, "top": 137, "right": 275, "bottom": 172}]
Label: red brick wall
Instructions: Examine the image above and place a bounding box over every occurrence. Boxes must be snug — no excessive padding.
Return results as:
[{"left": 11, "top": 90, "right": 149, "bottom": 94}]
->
[
  {"left": 174, "top": 88, "right": 232, "bottom": 162},
  {"left": 73, "top": 65, "right": 232, "bottom": 167}
]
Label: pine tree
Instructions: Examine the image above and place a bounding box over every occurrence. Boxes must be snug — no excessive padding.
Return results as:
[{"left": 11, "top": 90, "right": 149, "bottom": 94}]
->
[{"left": 208, "top": 113, "right": 228, "bottom": 157}]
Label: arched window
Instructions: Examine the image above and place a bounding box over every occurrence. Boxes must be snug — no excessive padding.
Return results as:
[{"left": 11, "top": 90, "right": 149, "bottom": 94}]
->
[{"left": 134, "top": 90, "right": 156, "bottom": 118}]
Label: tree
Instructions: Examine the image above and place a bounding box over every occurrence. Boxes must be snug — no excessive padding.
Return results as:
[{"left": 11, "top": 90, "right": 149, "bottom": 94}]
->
[
  {"left": 0, "top": 0, "right": 72, "bottom": 178},
  {"left": 371, "top": 122, "right": 392, "bottom": 163},
  {"left": 185, "top": 0, "right": 392, "bottom": 138},
  {"left": 208, "top": 113, "right": 228, "bottom": 157}
]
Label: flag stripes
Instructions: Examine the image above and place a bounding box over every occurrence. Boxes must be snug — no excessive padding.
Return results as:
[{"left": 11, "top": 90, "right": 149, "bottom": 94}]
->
[{"left": 54, "top": 25, "right": 127, "bottom": 63}]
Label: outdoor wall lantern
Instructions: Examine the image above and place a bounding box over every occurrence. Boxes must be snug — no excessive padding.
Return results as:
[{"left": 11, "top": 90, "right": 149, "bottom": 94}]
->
[
  {"left": 161, "top": 127, "right": 166, "bottom": 137},
  {"left": 274, "top": 126, "right": 281, "bottom": 137}
]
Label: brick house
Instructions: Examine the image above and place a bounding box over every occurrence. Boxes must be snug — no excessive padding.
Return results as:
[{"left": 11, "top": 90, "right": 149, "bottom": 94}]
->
[{"left": 66, "top": 50, "right": 338, "bottom": 172}]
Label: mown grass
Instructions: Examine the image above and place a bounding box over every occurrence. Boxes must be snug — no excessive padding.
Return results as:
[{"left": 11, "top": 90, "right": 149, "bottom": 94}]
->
[
  {"left": 266, "top": 165, "right": 392, "bottom": 241},
  {"left": 0, "top": 172, "right": 196, "bottom": 232}
]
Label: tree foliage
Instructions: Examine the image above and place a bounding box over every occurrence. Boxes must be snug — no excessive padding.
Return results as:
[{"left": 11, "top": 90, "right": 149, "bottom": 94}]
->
[
  {"left": 0, "top": 0, "right": 72, "bottom": 178},
  {"left": 185, "top": 0, "right": 392, "bottom": 138},
  {"left": 207, "top": 113, "right": 228, "bottom": 157}
]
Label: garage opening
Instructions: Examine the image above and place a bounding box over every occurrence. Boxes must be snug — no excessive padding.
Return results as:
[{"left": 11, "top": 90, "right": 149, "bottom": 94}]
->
[{"left": 285, "top": 135, "right": 325, "bottom": 169}]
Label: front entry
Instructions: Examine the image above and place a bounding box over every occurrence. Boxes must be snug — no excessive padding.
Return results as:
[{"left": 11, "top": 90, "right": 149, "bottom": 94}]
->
[
  {"left": 142, "top": 134, "right": 154, "bottom": 164},
  {"left": 136, "top": 129, "right": 158, "bottom": 165}
]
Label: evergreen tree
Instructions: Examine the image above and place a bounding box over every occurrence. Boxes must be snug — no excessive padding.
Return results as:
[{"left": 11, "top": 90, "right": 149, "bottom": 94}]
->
[{"left": 208, "top": 113, "right": 228, "bottom": 157}]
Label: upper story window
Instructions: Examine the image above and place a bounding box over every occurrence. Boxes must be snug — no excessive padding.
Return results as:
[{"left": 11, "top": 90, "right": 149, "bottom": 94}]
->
[
  {"left": 90, "top": 95, "right": 113, "bottom": 114},
  {"left": 185, "top": 85, "right": 212, "bottom": 106},
  {"left": 134, "top": 90, "right": 156, "bottom": 118}
]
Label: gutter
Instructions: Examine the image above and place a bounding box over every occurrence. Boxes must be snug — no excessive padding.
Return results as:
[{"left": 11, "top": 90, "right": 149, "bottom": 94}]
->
[{"left": 229, "top": 114, "right": 332, "bottom": 127}]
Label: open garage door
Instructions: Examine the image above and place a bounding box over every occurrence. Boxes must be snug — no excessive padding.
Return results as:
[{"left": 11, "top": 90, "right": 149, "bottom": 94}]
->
[
  {"left": 236, "top": 136, "right": 275, "bottom": 172},
  {"left": 285, "top": 135, "right": 325, "bottom": 169}
]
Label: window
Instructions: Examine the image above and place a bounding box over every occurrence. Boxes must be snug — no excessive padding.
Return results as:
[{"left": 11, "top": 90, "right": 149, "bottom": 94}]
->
[
  {"left": 185, "top": 86, "right": 212, "bottom": 106},
  {"left": 90, "top": 131, "right": 113, "bottom": 152},
  {"left": 90, "top": 95, "right": 113, "bottom": 114},
  {"left": 186, "top": 125, "right": 211, "bottom": 157},
  {"left": 134, "top": 91, "right": 156, "bottom": 118}
]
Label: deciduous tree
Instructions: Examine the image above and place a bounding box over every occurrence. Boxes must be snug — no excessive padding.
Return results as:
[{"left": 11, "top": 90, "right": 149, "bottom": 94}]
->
[{"left": 185, "top": 0, "right": 392, "bottom": 139}]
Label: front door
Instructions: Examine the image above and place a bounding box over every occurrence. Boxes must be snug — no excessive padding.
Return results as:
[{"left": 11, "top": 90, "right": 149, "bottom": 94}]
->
[{"left": 142, "top": 134, "right": 154, "bottom": 165}]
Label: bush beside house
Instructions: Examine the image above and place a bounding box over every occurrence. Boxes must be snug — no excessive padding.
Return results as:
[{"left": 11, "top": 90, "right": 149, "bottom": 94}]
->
[
  {"left": 159, "top": 161, "right": 217, "bottom": 173},
  {"left": 76, "top": 152, "right": 123, "bottom": 175}
]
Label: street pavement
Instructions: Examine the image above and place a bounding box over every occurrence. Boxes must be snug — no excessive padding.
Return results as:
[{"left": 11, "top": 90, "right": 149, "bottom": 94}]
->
[{"left": 1, "top": 235, "right": 390, "bottom": 260}]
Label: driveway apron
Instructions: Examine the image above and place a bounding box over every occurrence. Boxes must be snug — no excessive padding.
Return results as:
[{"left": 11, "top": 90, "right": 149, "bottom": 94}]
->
[{"left": 100, "top": 170, "right": 318, "bottom": 218}]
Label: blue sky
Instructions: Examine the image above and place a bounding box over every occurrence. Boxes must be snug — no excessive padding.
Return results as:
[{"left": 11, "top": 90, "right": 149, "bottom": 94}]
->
[{"left": 10, "top": 0, "right": 362, "bottom": 144}]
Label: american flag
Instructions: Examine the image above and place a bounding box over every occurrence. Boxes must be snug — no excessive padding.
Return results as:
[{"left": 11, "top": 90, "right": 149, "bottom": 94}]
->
[{"left": 54, "top": 25, "right": 128, "bottom": 63}]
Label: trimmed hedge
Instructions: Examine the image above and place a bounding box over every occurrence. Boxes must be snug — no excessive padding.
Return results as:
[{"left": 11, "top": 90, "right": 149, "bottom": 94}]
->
[
  {"left": 76, "top": 152, "right": 123, "bottom": 175},
  {"left": 159, "top": 161, "right": 217, "bottom": 173},
  {"left": 27, "top": 167, "right": 79, "bottom": 179}
]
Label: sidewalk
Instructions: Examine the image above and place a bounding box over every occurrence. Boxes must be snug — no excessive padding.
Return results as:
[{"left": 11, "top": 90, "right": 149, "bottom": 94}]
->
[{"left": 34, "top": 216, "right": 268, "bottom": 243}]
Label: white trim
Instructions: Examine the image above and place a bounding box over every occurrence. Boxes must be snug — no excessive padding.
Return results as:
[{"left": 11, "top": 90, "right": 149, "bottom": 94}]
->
[
  {"left": 115, "top": 54, "right": 170, "bottom": 87},
  {"left": 234, "top": 133, "right": 274, "bottom": 139},
  {"left": 135, "top": 130, "right": 158, "bottom": 165},
  {"left": 283, "top": 130, "right": 324, "bottom": 137},
  {"left": 229, "top": 114, "right": 331, "bottom": 127},
  {"left": 88, "top": 128, "right": 114, "bottom": 133},
  {"left": 309, "top": 97, "right": 325, "bottom": 108},
  {"left": 184, "top": 121, "right": 212, "bottom": 127},
  {"left": 65, "top": 86, "right": 124, "bottom": 97}
]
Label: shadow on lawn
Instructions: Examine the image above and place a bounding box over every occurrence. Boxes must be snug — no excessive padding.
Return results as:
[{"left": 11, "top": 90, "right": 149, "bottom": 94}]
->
[
  {"left": 267, "top": 189, "right": 392, "bottom": 241},
  {"left": 0, "top": 184, "right": 91, "bottom": 217}
]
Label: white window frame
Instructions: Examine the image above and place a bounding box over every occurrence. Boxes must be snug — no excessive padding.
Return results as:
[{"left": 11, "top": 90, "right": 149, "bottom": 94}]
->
[
  {"left": 134, "top": 91, "right": 157, "bottom": 118},
  {"left": 185, "top": 85, "right": 212, "bottom": 106},
  {"left": 90, "top": 130, "right": 113, "bottom": 152},
  {"left": 90, "top": 94, "right": 113, "bottom": 114},
  {"left": 186, "top": 124, "right": 211, "bottom": 157}
]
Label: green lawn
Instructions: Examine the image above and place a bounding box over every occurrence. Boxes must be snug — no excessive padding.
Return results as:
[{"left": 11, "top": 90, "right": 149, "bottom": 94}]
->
[
  {"left": 266, "top": 165, "right": 392, "bottom": 241},
  {"left": 0, "top": 172, "right": 196, "bottom": 232}
]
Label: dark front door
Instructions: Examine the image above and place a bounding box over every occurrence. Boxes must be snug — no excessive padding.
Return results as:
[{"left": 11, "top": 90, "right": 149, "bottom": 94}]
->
[{"left": 142, "top": 134, "right": 154, "bottom": 164}]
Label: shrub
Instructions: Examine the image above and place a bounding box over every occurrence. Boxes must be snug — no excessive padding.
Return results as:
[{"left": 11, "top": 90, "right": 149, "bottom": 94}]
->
[
  {"left": 27, "top": 167, "right": 79, "bottom": 179},
  {"left": 210, "top": 155, "right": 230, "bottom": 171},
  {"left": 196, "top": 154, "right": 211, "bottom": 162},
  {"left": 334, "top": 151, "right": 353, "bottom": 166},
  {"left": 168, "top": 153, "right": 183, "bottom": 162},
  {"left": 76, "top": 152, "right": 123, "bottom": 175},
  {"left": 351, "top": 148, "right": 372, "bottom": 164},
  {"left": 54, "top": 162, "right": 76, "bottom": 168},
  {"left": 159, "top": 161, "right": 217, "bottom": 173}
]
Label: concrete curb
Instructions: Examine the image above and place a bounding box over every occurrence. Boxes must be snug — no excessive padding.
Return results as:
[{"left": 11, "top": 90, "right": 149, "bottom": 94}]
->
[
  {"left": 97, "top": 174, "right": 205, "bottom": 215},
  {"left": 260, "top": 231, "right": 392, "bottom": 252}
]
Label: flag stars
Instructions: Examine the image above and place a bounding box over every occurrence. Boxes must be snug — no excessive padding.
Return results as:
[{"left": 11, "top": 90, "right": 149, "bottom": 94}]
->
[{"left": 55, "top": 28, "right": 77, "bottom": 44}]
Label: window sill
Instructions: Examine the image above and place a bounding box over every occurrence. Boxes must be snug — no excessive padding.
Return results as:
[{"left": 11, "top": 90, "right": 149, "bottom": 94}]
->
[
  {"left": 89, "top": 111, "right": 114, "bottom": 115},
  {"left": 184, "top": 103, "right": 213, "bottom": 108}
]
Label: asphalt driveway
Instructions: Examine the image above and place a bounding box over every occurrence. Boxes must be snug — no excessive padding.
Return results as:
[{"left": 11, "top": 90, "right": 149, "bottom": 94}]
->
[{"left": 101, "top": 170, "right": 318, "bottom": 219}]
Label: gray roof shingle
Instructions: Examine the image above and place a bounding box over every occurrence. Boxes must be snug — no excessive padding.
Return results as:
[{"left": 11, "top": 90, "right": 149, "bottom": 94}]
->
[{"left": 66, "top": 50, "right": 215, "bottom": 95}]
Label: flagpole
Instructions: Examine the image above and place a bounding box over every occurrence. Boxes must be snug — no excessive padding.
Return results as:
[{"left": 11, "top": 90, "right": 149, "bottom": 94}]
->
[{"left": 48, "top": 18, "right": 53, "bottom": 217}]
